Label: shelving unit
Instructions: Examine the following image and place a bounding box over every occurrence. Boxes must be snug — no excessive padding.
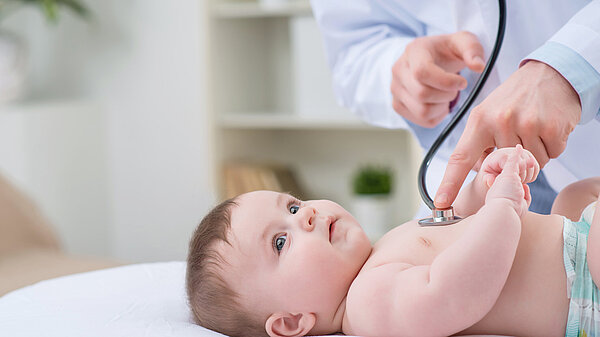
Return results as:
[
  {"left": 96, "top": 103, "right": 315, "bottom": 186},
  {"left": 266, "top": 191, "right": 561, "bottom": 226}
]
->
[
  {"left": 218, "top": 112, "right": 379, "bottom": 130},
  {"left": 206, "top": 0, "right": 421, "bottom": 226}
]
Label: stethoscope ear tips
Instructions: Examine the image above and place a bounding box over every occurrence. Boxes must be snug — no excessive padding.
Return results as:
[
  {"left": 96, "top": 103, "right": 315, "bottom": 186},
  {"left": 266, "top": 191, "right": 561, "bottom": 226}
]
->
[{"left": 418, "top": 207, "right": 462, "bottom": 226}]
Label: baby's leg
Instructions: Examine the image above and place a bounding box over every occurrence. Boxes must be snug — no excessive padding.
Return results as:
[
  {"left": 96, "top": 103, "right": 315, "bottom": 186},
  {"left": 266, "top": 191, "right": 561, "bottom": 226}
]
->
[
  {"left": 587, "top": 195, "right": 600, "bottom": 286},
  {"left": 551, "top": 177, "right": 600, "bottom": 221},
  {"left": 553, "top": 178, "right": 600, "bottom": 285}
]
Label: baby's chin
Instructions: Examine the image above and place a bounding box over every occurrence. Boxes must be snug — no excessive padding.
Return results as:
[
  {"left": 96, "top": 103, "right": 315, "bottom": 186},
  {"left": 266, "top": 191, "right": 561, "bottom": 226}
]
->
[
  {"left": 352, "top": 231, "right": 374, "bottom": 270},
  {"left": 354, "top": 227, "right": 373, "bottom": 260}
]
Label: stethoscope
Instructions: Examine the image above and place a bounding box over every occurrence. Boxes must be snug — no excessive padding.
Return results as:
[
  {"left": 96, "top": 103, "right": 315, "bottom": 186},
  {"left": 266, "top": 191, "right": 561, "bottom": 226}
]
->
[{"left": 418, "top": 0, "right": 506, "bottom": 226}]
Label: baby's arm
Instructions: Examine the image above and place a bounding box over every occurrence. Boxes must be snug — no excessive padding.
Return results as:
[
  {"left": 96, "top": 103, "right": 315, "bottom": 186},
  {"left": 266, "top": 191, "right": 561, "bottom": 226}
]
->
[
  {"left": 453, "top": 146, "right": 539, "bottom": 217},
  {"left": 348, "top": 147, "right": 530, "bottom": 337}
]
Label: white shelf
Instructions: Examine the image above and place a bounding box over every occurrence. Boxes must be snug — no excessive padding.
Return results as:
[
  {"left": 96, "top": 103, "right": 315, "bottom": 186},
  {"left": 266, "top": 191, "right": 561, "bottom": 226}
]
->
[
  {"left": 218, "top": 112, "right": 383, "bottom": 130},
  {"left": 0, "top": 99, "right": 93, "bottom": 113},
  {"left": 213, "top": 0, "right": 312, "bottom": 18},
  {"left": 207, "top": 1, "right": 422, "bottom": 222}
]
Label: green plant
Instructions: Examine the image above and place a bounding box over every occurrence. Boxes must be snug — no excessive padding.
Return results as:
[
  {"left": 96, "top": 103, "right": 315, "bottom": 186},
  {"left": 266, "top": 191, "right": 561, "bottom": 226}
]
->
[
  {"left": 0, "top": 0, "right": 89, "bottom": 23},
  {"left": 352, "top": 165, "right": 393, "bottom": 195}
]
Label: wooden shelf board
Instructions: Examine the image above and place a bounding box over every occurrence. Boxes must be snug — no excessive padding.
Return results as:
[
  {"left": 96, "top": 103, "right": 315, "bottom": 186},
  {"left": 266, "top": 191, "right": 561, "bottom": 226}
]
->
[{"left": 217, "top": 112, "right": 384, "bottom": 130}]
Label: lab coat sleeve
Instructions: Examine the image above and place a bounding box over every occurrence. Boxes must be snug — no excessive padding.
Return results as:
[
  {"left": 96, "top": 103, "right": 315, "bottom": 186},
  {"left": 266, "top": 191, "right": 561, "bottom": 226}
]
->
[
  {"left": 310, "top": 0, "right": 424, "bottom": 129},
  {"left": 523, "top": 0, "right": 600, "bottom": 124}
]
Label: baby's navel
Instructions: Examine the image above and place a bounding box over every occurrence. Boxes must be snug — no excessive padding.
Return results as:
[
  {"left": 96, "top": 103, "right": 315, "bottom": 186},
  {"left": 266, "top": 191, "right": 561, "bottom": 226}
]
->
[{"left": 418, "top": 236, "right": 432, "bottom": 247}]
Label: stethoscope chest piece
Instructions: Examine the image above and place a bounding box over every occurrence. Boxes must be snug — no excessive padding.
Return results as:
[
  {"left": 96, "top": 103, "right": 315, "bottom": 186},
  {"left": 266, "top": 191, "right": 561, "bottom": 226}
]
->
[{"left": 418, "top": 207, "right": 462, "bottom": 226}]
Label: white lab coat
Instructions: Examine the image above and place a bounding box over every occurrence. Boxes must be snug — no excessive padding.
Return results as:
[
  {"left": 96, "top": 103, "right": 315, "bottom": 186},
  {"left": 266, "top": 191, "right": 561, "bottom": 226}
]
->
[{"left": 311, "top": 0, "right": 600, "bottom": 215}]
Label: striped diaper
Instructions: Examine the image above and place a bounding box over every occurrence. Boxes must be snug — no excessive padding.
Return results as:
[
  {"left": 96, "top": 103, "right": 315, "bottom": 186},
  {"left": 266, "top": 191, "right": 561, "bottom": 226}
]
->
[{"left": 563, "top": 202, "right": 600, "bottom": 337}]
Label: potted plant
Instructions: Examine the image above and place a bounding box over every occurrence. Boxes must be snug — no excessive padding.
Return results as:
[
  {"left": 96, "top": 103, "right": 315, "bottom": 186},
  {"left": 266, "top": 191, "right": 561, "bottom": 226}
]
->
[
  {"left": 0, "top": 0, "right": 89, "bottom": 103},
  {"left": 351, "top": 165, "right": 393, "bottom": 242}
]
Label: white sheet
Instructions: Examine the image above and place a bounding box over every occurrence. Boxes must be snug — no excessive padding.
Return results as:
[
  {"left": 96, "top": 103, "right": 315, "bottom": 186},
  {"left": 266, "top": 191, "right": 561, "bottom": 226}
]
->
[
  {"left": 0, "top": 261, "right": 506, "bottom": 337},
  {"left": 0, "top": 262, "right": 224, "bottom": 337}
]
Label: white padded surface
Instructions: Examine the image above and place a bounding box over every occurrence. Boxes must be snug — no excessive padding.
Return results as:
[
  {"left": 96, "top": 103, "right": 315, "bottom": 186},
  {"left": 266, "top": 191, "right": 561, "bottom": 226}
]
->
[
  {"left": 0, "top": 262, "right": 224, "bottom": 337},
  {"left": 0, "top": 261, "right": 506, "bottom": 337}
]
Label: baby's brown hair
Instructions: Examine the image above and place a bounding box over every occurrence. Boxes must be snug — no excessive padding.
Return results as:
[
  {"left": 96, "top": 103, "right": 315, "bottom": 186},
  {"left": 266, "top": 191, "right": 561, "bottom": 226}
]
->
[{"left": 186, "top": 197, "right": 267, "bottom": 337}]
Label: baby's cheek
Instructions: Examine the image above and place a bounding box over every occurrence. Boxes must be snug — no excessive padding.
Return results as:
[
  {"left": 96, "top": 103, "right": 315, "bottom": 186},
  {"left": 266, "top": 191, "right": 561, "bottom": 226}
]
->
[
  {"left": 293, "top": 257, "right": 352, "bottom": 306},
  {"left": 292, "top": 247, "right": 344, "bottom": 281}
]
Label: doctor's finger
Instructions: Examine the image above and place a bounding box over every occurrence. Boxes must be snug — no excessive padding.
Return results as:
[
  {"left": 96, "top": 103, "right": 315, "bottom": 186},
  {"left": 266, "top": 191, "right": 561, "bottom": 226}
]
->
[
  {"left": 391, "top": 80, "right": 447, "bottom": 126},
  {"left": 403, "top": 70, "right": 460, "bottom": 104},
  {"left": 392, "top": 98, "right": 410, "bottom": 117},
  {"left": 521, "top": 136, "right": 550, "bottom": 169},
  {"left": 435, "top": 115, "right": 494, "bottom": 208},
  {"left": 401, "top": 93, "right": 449, "bottom": 127},
  {"left": 392, "top": 96, "right": 427, "bottom": 126},
  {"left": 472, "top": 147, "right": 494, "bottom": 172},
  {"left": 447, "top": 31, "right": 486, "bottom": 73},
  {"left": 540, "top": 125, "right": 570, "bottom": 159},
  {"left": 409, "top": 54, "right": 467, "bottom": 91},
  {"left": 493, "top": 129, "right": 522, "bottom": 152}
]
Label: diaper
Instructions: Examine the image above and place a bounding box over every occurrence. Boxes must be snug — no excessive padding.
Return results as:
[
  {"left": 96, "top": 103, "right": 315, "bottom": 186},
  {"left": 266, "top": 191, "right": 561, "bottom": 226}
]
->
[{"left": 563, "top": 202, "right": 600, "bottom": 337}]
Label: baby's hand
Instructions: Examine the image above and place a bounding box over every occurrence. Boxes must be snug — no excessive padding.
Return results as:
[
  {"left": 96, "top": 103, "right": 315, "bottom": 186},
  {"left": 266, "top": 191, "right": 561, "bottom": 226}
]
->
[
  {"left": 480, "top": 146, "right": 540, "bottom": 190},
  {"left": 484, "top": 145, "right": 533, "bottom": 217}
]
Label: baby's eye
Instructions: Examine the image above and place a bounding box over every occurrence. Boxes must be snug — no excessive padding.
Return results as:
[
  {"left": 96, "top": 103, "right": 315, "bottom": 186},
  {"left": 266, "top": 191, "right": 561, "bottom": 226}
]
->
[
  {"left": 289, "top": 205, "right": 299, "bottom": 214},
  {"left": 274, "top": 234, "right": 287, "bottom": 253}
]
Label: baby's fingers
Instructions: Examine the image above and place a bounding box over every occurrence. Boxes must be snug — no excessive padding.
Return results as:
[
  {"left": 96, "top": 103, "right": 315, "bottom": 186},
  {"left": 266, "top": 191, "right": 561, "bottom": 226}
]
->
[
  {"left": 528, "top": 154, "right": 540, "bottom": 182},
  {"left": 485, "top": 174, "right": 496, "bottom": 188},
  {"left": 518, "top": 155, "right": 528, "bottom": 182},
  {"left": 525, "top": 165, "right": 534, "bottom": 183},
  {"left": 523, "top": 183, "right": 532, "bottom": 208},
  {"left": 520, "top": 147, "right": 540, "bottom": 183},
  {"left": 500, "top": 144, "right": 524, "bottom": 177},
  {"left": 524, "top": 157, "right": 536, "bottom": 183}
]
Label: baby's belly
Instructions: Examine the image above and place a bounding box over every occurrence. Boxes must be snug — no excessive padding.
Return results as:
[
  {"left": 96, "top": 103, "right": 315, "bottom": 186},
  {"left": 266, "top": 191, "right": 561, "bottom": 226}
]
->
[
  {"left": 366, "top": 212, "right": 569, "bottom": 337},
  {"left": 459, "top": 212, "right": 569, "bottom": 337}
]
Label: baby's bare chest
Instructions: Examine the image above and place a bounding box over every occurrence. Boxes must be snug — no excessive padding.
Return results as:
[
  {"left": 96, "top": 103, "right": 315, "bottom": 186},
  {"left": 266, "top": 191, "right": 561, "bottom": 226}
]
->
[{"left": 363, "top": 221, "right": 469, "bottom": 268}]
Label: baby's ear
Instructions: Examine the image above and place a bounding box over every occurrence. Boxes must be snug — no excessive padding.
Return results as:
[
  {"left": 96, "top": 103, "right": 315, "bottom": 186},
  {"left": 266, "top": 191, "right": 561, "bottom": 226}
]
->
[{"left": 265, "top": 312, "right": 316, "bottom": 337}]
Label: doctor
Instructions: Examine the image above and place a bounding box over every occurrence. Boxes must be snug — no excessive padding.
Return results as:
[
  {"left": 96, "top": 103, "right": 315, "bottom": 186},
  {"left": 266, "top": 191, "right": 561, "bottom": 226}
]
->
[{"left": 311, "top": 0, "right": 600, "bottom": 216}]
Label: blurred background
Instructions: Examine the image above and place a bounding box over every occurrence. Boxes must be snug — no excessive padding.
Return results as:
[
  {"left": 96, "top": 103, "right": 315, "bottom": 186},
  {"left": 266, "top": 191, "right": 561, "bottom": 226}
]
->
[{"left": 0, "top": 0, "right": 421, "bottom": 285}]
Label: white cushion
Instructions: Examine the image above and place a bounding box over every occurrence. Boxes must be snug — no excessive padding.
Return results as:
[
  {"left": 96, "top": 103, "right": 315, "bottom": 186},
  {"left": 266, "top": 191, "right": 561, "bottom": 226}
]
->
[
  {"left": 0, "top": 261, "right": 506, "bottom": 337},
  {"left": 0, "top": 262, "right": 224, "bottom": 337}
]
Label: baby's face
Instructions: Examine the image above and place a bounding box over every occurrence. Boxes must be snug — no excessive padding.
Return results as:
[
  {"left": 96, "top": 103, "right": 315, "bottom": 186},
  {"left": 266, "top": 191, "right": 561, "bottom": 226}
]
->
[{"left": 219, "top": 191, "right": 372, "bottom": 330}]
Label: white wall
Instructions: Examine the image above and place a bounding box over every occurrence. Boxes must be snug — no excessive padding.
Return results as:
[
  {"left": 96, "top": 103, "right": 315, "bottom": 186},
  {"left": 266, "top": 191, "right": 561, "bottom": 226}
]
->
[
  {"left": 0, "top": 101, "right": 110, "bottom": 257},
  {"left": 0, "top": 0, "right": 214, "bottom": 262}
]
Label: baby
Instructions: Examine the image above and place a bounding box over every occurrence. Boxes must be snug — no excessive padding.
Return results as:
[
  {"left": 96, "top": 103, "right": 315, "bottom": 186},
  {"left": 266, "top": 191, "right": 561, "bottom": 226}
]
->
[{"left": 186, "top": 145, "right": 600, "bottom": 337}]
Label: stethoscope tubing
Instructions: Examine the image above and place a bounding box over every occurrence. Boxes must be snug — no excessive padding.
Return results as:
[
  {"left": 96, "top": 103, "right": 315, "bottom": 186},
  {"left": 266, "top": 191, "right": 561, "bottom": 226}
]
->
[{"left": 417, "top": 0, "right": 507, "bottom": 211}]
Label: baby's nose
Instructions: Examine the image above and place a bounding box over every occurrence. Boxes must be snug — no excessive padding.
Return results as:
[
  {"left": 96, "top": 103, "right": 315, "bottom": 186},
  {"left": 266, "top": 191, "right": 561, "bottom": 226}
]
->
[{"left": 300, "top": 207, "right": 316, "bottom": 231}]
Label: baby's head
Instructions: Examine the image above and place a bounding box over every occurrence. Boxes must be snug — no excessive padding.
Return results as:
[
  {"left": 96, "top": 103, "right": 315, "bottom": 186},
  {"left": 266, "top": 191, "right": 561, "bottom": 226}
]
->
[{"left": 186, "top": 190, "right": 372, "bottom": 337}]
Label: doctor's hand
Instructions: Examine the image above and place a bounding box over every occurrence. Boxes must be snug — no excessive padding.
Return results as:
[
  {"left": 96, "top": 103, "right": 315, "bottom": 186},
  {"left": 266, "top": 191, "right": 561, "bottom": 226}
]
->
[
  {"left": 434, "top": 60, "right": 581, "bottom": 210},
  {"left": 391, "top": 31, "right": 486, "bottom": 127}
]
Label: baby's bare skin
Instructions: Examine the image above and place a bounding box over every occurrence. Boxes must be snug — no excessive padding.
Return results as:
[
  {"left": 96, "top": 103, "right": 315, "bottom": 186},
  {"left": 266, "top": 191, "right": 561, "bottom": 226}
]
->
[
  {"left": 218, "top": 147, "right": 600, "bottom": 337},
  {"left": 343, "top": 147, "right": 581, "bottom": 337},
  {"left": 346, "top": 211, "right": 569, "bottom": 337}
]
